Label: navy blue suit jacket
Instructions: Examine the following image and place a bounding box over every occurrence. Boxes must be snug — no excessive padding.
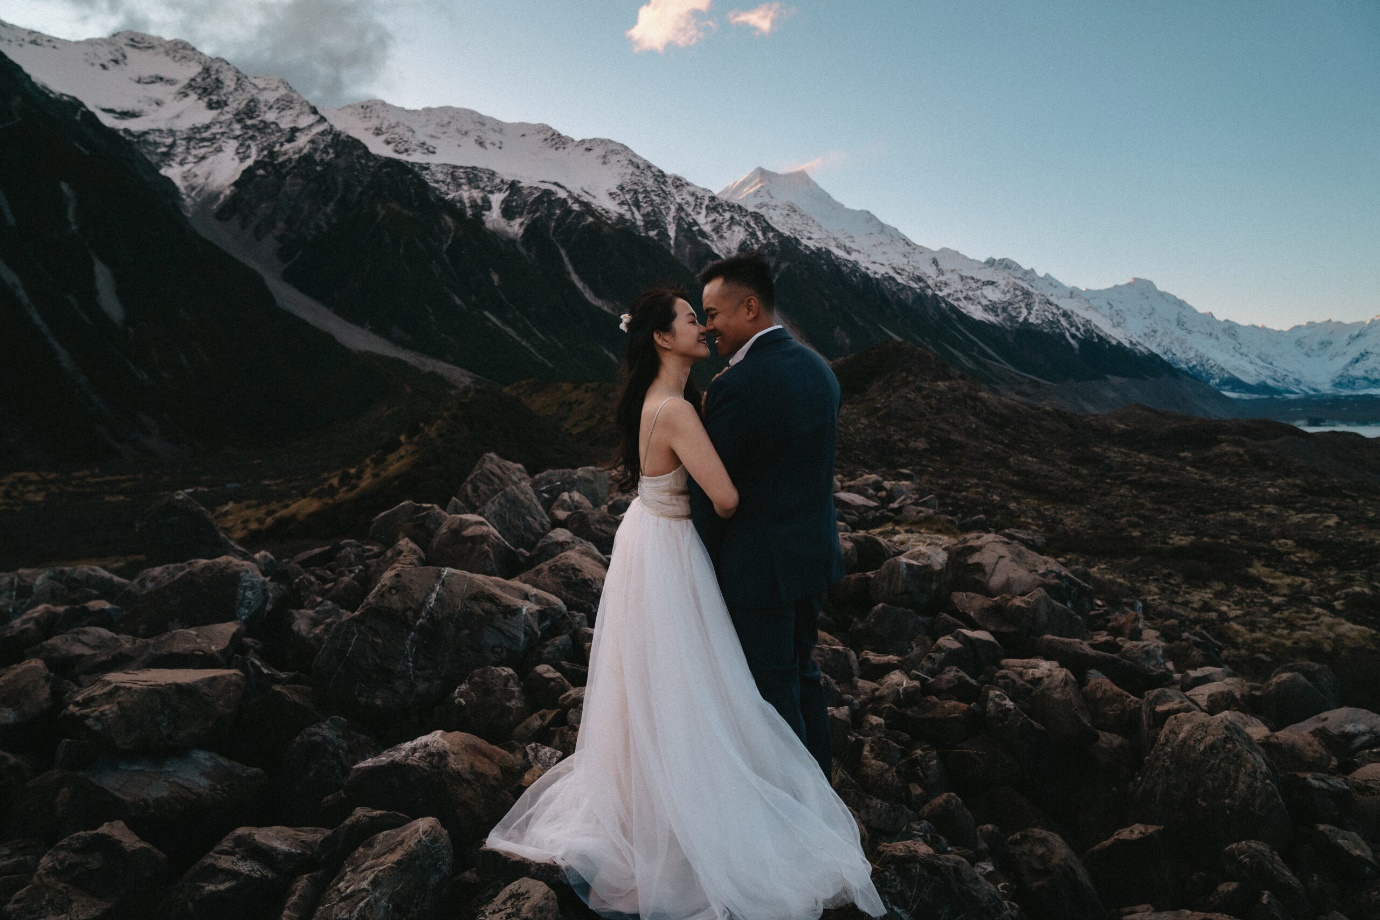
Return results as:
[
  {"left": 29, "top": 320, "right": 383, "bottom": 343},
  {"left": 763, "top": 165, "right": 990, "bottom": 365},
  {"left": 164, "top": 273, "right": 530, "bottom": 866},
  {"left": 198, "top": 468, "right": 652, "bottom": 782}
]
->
[{"left": 689, "top": 327, "right": 846, "bottom": 608}]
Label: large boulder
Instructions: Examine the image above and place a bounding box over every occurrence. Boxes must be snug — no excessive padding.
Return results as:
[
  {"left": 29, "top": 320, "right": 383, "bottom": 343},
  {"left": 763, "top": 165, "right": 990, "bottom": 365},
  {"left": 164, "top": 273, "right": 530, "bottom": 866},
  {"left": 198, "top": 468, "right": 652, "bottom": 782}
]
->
[
  {"left": 953, "top": 589, "right": 1086, "bottom": 649},
  {"left": 427, "top": 515, "right": 519, "bottom": 577},
  {"left": 114, "top": 557, "right": 269, "bottom": 638},
  {"left": 312, "top": 817, "right": 452, "bottom": 920},
  {"left": 0, "top": 659, "right": 55, "bottom": 734},
  {"left": 1219, "top": 839, "right": 1313, "bottom": 920},
  {"left": 454, "top": 453, "right": 531, "bottom": 513},
  {"left": 852, "top": 603, "right": 929, "bottom": 656},
  {"left": 277, "top": 716, "right": 378, "bottom": 826},
  {"left": 157, "top": 825, "right": 329, "bottom": 920},
  {"left": 313, "top": 566, "right": 561, "bottom": 722},
  {"left": 1035, "top": 635, "right": 1170, "bottom": 696},
  {"left": 561, "top": 509, "right": 621, "bottom": 556},
  {"left": 135, "top": 491, "right": 252, "bottom": 566},
  {"left": 1006, "top": 827, "right": 1108, "bottom": 920},
  {"left": 441, "top": 666, "right": 531, "bottom": 743},
  {"left": 72, "top": 622, "right": 244, "bottom": 679},
  {"left": 530, "top": 466, "right": 610, "bottom": 511},
  {"left": 475, "top": 877, "right": 561, "bottom": 920},
  {"left": 368, "top": 501, "right": 450, "bottom": 551},
  {"left": 869, "top": 545, "right": 949, "bottom": 613},
  {"left": 523, "top": 529, "right": 604, "bottom": 571},
  {"left": 1132, "top": 711, "right": 1291, "bottom": 854},
  {"left": 1, "top": 566, "right": 129, "bottom": 620},
  {"left": 342, "top": 730, "right": 518, "bottom": 845},
  {"left": 515, "top": 550, "right": 607, "bottom": 621},
  {"left": 62, "top": 668, "right": 245, "bottom": 752},
  {"left": 870, "top": 838, "right": 1010, "bottom": 918},
  {"left": 947, "top": 534, "right": 1093, "bottom": 615},
  {"left": 2, "top": 820, "right": 166, "bottom": 920},
  {"left": 1285, "top": 707, "right": 1380, "bottom": 760},
  {"left": 915, "top": 629, "right": 1004, "bottom": 679},
  {"left": 22, "top": 627, "right": 133, "bottom": 676},
  {"left": 1081, "top": 824, "right": 1181, "bottom": 911},
  {"left": 1028, "top": 667, "right": 1099, "bottom": 747}
]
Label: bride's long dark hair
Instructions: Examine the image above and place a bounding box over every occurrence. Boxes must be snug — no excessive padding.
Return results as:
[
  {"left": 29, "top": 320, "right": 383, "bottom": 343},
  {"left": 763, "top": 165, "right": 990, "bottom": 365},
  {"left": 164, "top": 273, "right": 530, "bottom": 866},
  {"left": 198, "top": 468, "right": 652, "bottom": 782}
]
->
[{"left": 609, "top": 286, "right": 702, "bottom": 492}]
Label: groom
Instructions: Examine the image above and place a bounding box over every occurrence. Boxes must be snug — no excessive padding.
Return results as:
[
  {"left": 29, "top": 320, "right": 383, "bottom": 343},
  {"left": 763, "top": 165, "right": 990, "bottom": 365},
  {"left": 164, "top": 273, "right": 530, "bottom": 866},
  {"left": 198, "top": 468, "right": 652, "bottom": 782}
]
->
[{"left": 689, "top": 251, "right": 845, "bottom": 777}]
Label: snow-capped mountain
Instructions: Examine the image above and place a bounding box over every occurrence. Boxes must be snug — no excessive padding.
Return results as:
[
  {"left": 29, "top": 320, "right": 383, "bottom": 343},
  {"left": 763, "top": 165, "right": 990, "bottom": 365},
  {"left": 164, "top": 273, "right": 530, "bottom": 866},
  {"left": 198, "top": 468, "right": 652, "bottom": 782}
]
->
[{"left": 991, "top": 260, "right": 1380, "bottom": 396}]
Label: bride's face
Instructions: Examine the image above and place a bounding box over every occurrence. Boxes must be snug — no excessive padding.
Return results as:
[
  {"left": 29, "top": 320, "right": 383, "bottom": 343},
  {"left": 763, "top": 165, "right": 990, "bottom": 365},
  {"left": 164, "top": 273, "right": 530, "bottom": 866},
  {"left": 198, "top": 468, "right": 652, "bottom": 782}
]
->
[{"left": 656, "top": 298, "right": 711, "bottom": 361}]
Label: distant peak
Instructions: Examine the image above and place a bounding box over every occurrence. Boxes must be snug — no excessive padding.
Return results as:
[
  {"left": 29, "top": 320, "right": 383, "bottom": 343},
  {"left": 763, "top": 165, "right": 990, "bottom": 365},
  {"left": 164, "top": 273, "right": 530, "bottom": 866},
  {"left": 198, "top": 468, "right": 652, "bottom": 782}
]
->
[{"left": 1125, "top": 277, "right": 1159, "bottom": 291}]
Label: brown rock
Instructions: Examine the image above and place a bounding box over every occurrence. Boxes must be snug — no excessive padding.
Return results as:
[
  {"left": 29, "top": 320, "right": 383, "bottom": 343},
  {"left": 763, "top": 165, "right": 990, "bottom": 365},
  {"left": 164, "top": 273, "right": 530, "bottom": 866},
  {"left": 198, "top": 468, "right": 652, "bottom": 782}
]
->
[
  {"left": 62, "top": 668, "right": 245, "bottom": 751},
  {"left": 1006, "top": 827, "right": 1108, "bottom": 920},
  {"left": 3, "top": 820, "right": 166, "bottom": 920},
  {"left": 428, "top": 514, "right": 519, "bottom": 577},
  {"left": 476, "top": 877, "right": 561, "bottom": 920},
  {"left": 158, "top": 825, "right": 329, "bottom": 920},
  {"left": 313, "top": 817, "right": 452, "bottom": 920}
]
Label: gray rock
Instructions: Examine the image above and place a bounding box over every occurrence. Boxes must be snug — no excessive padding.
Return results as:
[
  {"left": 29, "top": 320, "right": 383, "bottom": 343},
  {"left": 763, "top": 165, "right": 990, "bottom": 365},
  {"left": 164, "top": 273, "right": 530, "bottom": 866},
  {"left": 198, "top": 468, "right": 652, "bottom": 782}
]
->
[
  {"left": 455, "top": 453, "right": 531, "bottom": 513},
  {"left": 0, "top": 659, "right": 55, "bottom": 732},
  {"left": 1132, "top": 711, "right": 1291, "bottom": 854},
  {"left": 916, "top": 628, "right": 1004, "bottom": 679},
  {"left": 368, "top": 501, "right": 450, "bottom": 551},
  {"left": 114, "top": 557, "right": 269, "bottom": 638},
  {"left": 313, "top": 566, "right": 560, "bottom": 721},
  {"left": 1, "top": 566, "right": 129, "bottom": 620},
  {"left": 158, "top": 825, "right": 329, "bottom": 920},
  {"left": 523, "top": 529, "right": 604, "bottom": 571},
  {"left": 1284, "top": 707, "right": 1380, "bottom": 759},
  {"left": 476, "top": 877, "right": 561, "bottom": 920},
  {"left": 442, "top": 666, "right": 531, "bottom": 743},
  {"left": 515, "top": 550, "right": 607, "bottom": 620},
  {"left": 870, "top": 838, "right": 1010, "bottom": 919},
  {"left": 1258, "top": 729, "right": 1334, "bottom": 774},
  {"left": 277, "top": 717, "right": 378, "bottom": 826},
  {"left": 73, "top": 622, "right": 244, "bottom": 678},
  {"left": 313, "top": 817, "right": 452, "bottom": 920},
  {"left": 1219, "top": 839, "right": 1312, "bottom": 920},
  {"left": 531, "top": 466, "right": 610, "bottom": 510},
  {"left": 561, "top": 509, "right": 621, "bottom": 556},
  {"left": 1035, "top": 635, "right": 1169, "bottom": 696},
  {"left": 1140, "top": 687, "right": 1201, "bottom": 752},
  {"left": 547, "top": 490, "right": 593, "bottom": 523},
  {"left": 135, "top": 491, "right": 252, "bottom": 566},
  {"left": 3, "top": 820, "right": 166, "bottom": 920},
  {"left": 1029, "top": 667, "right": 1099, "bottom": 747},
  {"left": 919, "top": 792, "right": 980, "bottom": 851},
  {"left": 22, "top": 627, "right": 133, "bottom": 676},
  {"left": 428, "top": 514, "right": 519, "bottom": 577},
  {"left": 1254, "top": 670, "right": 1330, "bottom": 728},
  {"left": 1082, "top": 675, "right": 1140, "bottom": 736},
  {"left": 62, "top": 668, "right": 245, "bottom": 752},
  {"left": 1185, "top": 677, "right": 1252, "bottom": 716},
  {"left": 342, "top": 730, "right": 517, "bottom": 845},
  {"left": 363, "top": 536, "right": 427, "bottom": 592},
  {"left": 869, "top": 545, "right": 949, "bottom": 613},
  {"left": 947, "top": 533, "right": 1093, "bottom": 614},
  {"left": 853, "top": 603, "right": 929, "bottom": 656},
  {"left": 1006, "top": 827, "right": 1108, "bottom": 920}
]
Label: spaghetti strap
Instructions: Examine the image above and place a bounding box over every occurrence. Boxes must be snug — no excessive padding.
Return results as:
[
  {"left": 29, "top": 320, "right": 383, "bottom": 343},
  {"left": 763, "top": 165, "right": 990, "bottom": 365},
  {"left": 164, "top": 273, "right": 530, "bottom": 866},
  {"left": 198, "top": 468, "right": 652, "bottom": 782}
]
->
[{"left": 640, "top": 397, "right": 677, "bottom": 474}]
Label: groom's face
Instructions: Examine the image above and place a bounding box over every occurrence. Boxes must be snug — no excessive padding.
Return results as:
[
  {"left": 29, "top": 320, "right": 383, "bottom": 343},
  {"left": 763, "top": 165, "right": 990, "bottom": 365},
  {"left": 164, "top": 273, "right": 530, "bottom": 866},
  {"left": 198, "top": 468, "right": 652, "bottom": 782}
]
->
[{"left": 702, "top": 278, "right": 753, "bottom": 358}]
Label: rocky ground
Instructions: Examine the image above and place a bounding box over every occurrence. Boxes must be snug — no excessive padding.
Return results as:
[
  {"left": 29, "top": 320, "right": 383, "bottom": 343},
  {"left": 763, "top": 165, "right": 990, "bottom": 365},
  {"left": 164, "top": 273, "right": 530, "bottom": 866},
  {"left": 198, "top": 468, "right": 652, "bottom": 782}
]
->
[{"left": 2, "top": 448, "right": 1379, "bottom": 920}]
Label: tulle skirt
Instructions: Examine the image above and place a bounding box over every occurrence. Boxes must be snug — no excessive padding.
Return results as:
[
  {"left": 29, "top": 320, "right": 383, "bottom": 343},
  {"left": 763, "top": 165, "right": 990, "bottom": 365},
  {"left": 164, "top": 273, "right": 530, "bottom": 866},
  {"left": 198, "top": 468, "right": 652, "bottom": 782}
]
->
[{"left": 486, "top": 497, "right": 885, "bottom": 920}]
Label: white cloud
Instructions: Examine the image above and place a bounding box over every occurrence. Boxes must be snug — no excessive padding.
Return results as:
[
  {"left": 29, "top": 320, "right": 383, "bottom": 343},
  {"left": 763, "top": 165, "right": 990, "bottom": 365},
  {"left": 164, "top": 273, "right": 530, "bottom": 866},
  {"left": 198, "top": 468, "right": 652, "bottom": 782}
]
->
[
  {"left": 24, "top": 0, "right": 411, "bottom": 105},
  {"left": 627, "top": 0, "right": 715, "bottom": 53},
  {"left": 784, "top": 150, "right": 847, "bottom": 174},
  {"left": 727, "top": 2, "right": 791, "bottom": 36}
]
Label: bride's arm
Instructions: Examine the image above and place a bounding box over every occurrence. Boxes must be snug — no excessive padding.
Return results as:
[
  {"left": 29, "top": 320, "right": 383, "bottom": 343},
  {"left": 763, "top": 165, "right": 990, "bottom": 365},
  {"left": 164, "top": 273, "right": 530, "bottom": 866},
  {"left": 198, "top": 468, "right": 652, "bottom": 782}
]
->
[{"left": 660, "top": 399, "right": 738, "bottom": 519}]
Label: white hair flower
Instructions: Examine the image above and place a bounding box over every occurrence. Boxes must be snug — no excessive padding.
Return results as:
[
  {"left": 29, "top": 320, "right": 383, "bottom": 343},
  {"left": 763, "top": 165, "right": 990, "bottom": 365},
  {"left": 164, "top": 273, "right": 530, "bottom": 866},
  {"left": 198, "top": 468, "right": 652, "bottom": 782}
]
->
[{"left": 619, "top": 312, "right": 632, "bottom": 332}]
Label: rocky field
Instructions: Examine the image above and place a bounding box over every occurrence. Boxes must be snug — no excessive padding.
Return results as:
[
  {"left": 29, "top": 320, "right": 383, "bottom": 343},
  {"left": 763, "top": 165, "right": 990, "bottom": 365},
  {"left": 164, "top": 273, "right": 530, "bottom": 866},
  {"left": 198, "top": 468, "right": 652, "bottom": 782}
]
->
[{"left": 2, "top": 445, "right": 1379, "bottom": 920}]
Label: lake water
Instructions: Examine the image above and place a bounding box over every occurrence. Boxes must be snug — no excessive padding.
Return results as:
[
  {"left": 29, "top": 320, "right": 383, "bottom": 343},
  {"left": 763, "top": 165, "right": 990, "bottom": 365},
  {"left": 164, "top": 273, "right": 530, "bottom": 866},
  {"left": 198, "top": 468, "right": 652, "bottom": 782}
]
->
[{"left": 1292, "top": 423, "right": 1380, "bottom": 438}]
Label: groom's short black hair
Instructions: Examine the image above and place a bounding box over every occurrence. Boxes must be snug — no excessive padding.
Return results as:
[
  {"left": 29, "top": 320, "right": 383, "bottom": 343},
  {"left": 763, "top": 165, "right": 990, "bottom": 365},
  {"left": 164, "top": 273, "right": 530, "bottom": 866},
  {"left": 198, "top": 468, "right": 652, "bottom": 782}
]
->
[{"left": 698, "top": 251, "right": 775, "bottom": 312}]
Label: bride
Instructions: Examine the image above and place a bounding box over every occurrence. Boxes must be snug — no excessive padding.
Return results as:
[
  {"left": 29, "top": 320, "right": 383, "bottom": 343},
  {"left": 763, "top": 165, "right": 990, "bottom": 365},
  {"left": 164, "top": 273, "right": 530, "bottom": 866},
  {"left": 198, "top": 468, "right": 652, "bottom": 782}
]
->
[{"left": 485, "top": 287, "right": 885, "bottom": 920}]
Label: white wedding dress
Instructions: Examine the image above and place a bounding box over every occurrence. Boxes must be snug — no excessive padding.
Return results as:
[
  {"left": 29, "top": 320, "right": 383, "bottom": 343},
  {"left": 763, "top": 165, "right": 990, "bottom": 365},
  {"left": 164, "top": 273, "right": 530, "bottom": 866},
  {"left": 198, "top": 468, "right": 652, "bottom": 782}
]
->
[{"left": 486, "top": 460, "right": 885, "bottom": 920}]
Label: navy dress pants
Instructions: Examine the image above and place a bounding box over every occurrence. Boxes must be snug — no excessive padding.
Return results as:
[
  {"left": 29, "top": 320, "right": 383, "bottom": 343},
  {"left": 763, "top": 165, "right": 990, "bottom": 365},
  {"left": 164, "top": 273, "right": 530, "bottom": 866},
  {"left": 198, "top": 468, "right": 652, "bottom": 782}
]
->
[{"left": 726, "top": 592, "right": 832, "bottom": 777}]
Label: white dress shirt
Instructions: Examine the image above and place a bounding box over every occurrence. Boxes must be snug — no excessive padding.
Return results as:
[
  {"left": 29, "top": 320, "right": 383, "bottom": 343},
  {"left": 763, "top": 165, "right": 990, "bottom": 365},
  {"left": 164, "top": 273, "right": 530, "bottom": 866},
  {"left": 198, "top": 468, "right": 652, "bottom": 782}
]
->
[{"left": 728, "top": 324, "right": 783, "bottom": 366}]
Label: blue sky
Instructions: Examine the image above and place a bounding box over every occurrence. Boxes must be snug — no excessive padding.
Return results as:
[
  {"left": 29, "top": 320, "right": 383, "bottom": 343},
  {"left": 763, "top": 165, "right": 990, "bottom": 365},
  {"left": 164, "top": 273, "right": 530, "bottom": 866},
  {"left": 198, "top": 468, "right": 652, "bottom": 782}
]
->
[{"left": 8, "top": 0, "right": 1378, "bottom": 329}]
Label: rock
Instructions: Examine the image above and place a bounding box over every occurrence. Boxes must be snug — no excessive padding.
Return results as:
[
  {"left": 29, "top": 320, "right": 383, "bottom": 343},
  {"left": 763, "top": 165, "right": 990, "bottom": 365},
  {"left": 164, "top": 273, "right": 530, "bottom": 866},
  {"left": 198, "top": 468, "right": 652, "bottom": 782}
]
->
[
  {"left": 0, "top": 838, "right": 46, "bottom": 905},
  {"left": 0, "top": 659, "right": 55, "bottom": 733},
  {"left": 947, "top": 533, "right": 1093, "bottom": 614},
  {"left": 363, "top": 537, "right": 427, "bottom": 591},
  {"left": 475, "top": 877, "right": 561, "bottom": 920},
  {"left": 980, "top": 686, "right": 1053, "bottom": 781},
  {"left": 1185, "top": 678, "right": 1252, "bottom": 716},
  {"left": 515, "top": 550, "right": 607, "bottom": 620},
  {"left": 870, "top": 838, "right": 1009, "bottom": 918},
  {"left": 428, "top": 514, "right": 520, "bottom": 578},
  {"left": 158, "top": 825, "right": 329, "bottom": 920},
  {"left": 1271, "top": 661, "right": 1341, "bottom": 709},
  {"left": 23, "top": 627, "right": 133, "bottom": 675},
  {"left": 342, "top": 730, "right": 517, "bottom": 845},
  {"left": 312, "top": 806, "right": 414, "bottom": 877},
  {"left": 277, "top": 717, "right": 378, "bottom": 826},
  {"left": 313, "top": 566, "right": 559, "bottom": 722},
  {"left": 1140, "top": 687, "right": 1201, "bottom": 752},
  {"left": 1259, "top": 730, "right": 1334, "bottom": 774},
  {"left": 312, "top": 817, "right": 452, "bottom": 920},
  {"left": 1006, "top": 827, "right": 1108, "bottom": 920},
  {"left": 531, "top": 466, "right": 610, "bottom": 510},
  {"left": 547, "top": 490, "right": 593, "bottom": 523},
  {"left": 1280, "top": 772, "right": 1356, "bottom": 828},
  {"left": 2, "top": 820, "right": 166, "bottom": 920},
  {"left": 853, "top": 603, "right": 929, "bottom": 656},
  {"left": 78, "top": 749, "right": 268, "bottom": 858},
  {"left": 61, "top": 668, "right": 245, "bottom": 752},
  {"left": 454, "top": 453, "right": 531, "bottom": 513},
  {"left": 475, "top": 483, "right": 550, "bottom": 553},
  {"left": 915, "top": 628, "right": 1004, "bottom": 679},
  {"left": 1254, "top": 671, "right": 1330, "bottom": 728},
  {"left": 114, "top": 557, "right": 269, "bottom": 638},
  {"left": 918, "top": 792, "right": 980, "bottom": 851},
  {"left": 524, "top": 529, "right": 603, "bottom": 571},
  {"left": 561, "top": 509, "right": 621, "bottom": 556},
  {"left": 523, "top": 665, "right": 573, "bottom": 710},
  {"left": 1081, "top": 823, "right": 1181, "bottom": 911},
  {"left": 1, "top": 566, "right": 129, "bottom": 620},
  {"left": 73, "top": 622, "right": 245, "bottom": 678},
  {"left": 839, "top": 533, "right": 904, "bottom": 575},
  {"left": 1181, "top": 666, "right": 1235, "bottom": 691},
  {"left": 441, "top": 666, "right": 531, "bottom": 743},
  {"left": 1220, "top": 839, "right": 1313, "bottom": 920},
  {"left": 1306, "top": 823, "right": 1378, "bottom": 880},
  {"left": 1132, "top": 711, "right": 1291, "bottom": 854},
  {"left": 1029, "top": 667, "right": 1099, "bottom": 747},
  {"left": 925, "top": 666, "right": 982, "bottom": 703},
  {"left": 1285, "top": 707, "right": 1380, "bottom": 760},
  {"left": 135, "top": 491, "right": 251, "bottom": 566},
  {"left": 1036, "top": 635, "right": 1169, "bottom": 695},
  {"left": 869, "top": 546, "right": 949, "bottom": 614},
  {"left": 813, "top": 642, "right": 860, "bottom": 682},
  {"left": 368, "top": 501, "right": 450, "bottom": 550},
  {"left": 1082, "top": 675, "right": 1140, "bottom": 736}
]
